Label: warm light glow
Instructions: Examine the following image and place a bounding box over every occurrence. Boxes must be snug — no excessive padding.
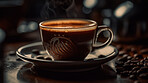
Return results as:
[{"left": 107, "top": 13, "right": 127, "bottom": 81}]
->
[
  {"left": 83, "top": 0, "right": 97, "bottom": 8},
  {"left": 115, "top": 6, "right": 127, "bottom": 18},
  {"left": 114, "top": 1, "right": 133, "bottom": 18}
]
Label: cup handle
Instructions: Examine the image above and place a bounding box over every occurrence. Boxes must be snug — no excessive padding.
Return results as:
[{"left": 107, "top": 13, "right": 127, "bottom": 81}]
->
[{"left": 92, "top": 25, "right": 113, "bottom": 50}]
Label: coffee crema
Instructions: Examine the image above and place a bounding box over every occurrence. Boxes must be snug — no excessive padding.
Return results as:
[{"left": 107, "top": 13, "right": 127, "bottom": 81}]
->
[
  {"left": 40, "top": 19, "right": 97, "bottom": 32},
  {"left": 40, "top": 19, "right": 97, "bottom": 60}
]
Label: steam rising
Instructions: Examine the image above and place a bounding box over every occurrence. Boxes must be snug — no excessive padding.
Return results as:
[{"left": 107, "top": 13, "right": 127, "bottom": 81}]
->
[{"left": 41, "top": 0, "right": 79, "bottom": 20}]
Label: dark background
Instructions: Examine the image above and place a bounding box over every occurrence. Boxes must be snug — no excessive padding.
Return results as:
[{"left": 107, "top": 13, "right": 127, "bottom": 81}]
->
[{"left": 0, "top": 0, "right": 148, "bottom": 83}]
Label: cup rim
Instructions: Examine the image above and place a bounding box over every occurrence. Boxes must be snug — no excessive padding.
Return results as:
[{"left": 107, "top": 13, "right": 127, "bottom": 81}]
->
[{"left": 39, "top": 18, "right": 97, "bottom": 29}]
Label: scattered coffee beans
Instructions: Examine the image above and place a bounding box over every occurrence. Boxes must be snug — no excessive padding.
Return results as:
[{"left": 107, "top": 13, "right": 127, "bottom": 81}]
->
[{"left": 115, "top": 45, "right": 148, "bottom": 81}]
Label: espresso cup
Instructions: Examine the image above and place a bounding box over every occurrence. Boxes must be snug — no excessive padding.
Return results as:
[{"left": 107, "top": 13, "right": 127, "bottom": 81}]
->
[{"left": 39, "top": 19, "right": 113, "bottom": 61}]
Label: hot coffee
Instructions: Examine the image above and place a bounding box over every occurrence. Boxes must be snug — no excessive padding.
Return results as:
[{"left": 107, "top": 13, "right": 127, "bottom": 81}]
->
[
  {"left": 40, "top": 19, "right": 97, "bottom": 60},
  {"left": 39, "top": 19, "right": 113, "bottom": 61}
]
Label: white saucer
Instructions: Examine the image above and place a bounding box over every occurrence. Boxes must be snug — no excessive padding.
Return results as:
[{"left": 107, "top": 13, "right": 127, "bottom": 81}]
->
[{"left": 16, "top": 42, "right": 118, "bottom": 72}]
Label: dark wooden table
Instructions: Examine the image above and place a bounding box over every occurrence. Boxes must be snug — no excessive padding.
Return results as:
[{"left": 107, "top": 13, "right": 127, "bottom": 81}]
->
[{"left": 2, "top": 30, "right": 148, "bottom": 83}]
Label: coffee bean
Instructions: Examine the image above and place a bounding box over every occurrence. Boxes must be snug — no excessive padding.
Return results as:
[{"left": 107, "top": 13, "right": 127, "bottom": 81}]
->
[
  {"left": 137, "top": 70, "right": 141, "bottom": 75},
  {"left": 123, "top": 64, "right": 133, "bottom": 70},
  {"left": 8, "top": 51, "right": 16, "bottom": 56},
  {"left": 123, "top": 54, "right": 129, "bottom": 58},
  {"left": 130, "top": 60, "right": 139, "bottom": 64},
  {"left": 124, "top": 61, "right": 130, "bottom": 65},
  {"left": 115, "top": 61, "right": 124, "bottom": 67},
  {"left": 144, "top": 59, "right": 148, "bottom": 63},
  {"left": 131, "top": 71, "right": 138, "bottom": 75},
  {"left": 144, "top": 63, "right": 148, "bottom": 67},
  {"left": 129, "top": 71, "right": 133, "bottom": 75},
  {"left": 139, "top": 73, "right": 148, "bottom": 79},
  {"left": 131, "top": 57, "right": 139, "bottom": 61},
  {"left": 129, "top": 75, "right": 137, "bottom": 80},
  {"left": 144, "top": 57, "right": 148, "bottom": 60},
  {"left": 118, "top": 51, "right": 127, "bottom": 56},
  {"left": 98, "top": 55, "right": 106, "bottom": 58},
  {"left": 126, "top": 60, "right": 131, "bottom": 63},
  {"left": 129, "top": 63, "right": 137, "bottom": 68},
  {"left": 140, "top": 59, "right": 145, "bottom": 63},
  {"left": 137, "top": 62, "right": 144, "bottom": 67},
  {"left": 32, "top": 49, "right": 40, "bottom": 55},
  {"left": 121, "top": 71, "right": 129, "bottom": 76},
  {"left": 127, "top": 56, "right": 132, "bottom": 60},
  {"left": 133, "top": 54, "right": 138, "bottom": 58},
  {"left": 123, "top": 64, "right": 131, "bottom": 67},
  {"left": 140, "top": 49, "right": 148, "bottom": 54},
  {"left": 140, "top": 67, "right": 148, "bottom": 70},
  {"left": 137, "top": 67, "right": 148, "bottom": 74},
  {"left": 132, "top": 67, "right": 141, "bottom": 71},
  {"left": 118, "top": 55, "right": 128, "bottom": 62},
  {"left": 133, "top": 54, "right": 143, "bottom": 59}
]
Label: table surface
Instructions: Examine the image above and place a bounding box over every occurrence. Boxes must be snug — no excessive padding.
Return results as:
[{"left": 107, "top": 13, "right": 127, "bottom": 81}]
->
[{"left": 2, "top": 30, "right": 148, "bottom": 83}]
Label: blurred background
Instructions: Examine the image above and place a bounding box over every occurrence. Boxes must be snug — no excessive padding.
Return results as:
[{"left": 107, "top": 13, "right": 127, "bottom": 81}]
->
[
  {"left": 0, "top": 0, "right": 148, "bottom": 82},
  {"left": 0, "top": 0, "right": 148, "bottom": 43}
]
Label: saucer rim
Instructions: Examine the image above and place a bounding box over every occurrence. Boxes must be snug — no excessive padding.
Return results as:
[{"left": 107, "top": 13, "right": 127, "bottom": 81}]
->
[{"left": 16, "top": 42, "right": 118, "bottom": 64}]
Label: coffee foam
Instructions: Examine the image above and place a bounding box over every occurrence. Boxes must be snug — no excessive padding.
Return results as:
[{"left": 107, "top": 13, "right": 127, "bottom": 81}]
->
[{"left": 40, "top": 19, "right": 97, "bottom": 32}]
